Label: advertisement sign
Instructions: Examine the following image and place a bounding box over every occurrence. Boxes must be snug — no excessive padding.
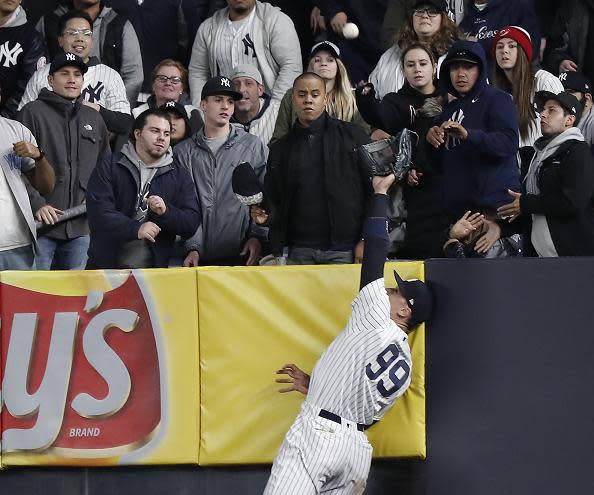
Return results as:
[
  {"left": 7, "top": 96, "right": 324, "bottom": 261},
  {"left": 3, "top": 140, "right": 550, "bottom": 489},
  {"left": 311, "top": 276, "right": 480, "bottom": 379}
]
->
[{"left": 1, "top": 269, "right": 199, "bottom": 466}]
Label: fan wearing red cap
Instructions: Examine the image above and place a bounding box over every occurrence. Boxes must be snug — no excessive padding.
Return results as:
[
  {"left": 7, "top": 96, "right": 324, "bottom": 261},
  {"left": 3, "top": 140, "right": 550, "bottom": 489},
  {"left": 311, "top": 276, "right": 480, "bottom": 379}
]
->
[{"left": 492, "top": 25, "right": 564, "bottom": 147}]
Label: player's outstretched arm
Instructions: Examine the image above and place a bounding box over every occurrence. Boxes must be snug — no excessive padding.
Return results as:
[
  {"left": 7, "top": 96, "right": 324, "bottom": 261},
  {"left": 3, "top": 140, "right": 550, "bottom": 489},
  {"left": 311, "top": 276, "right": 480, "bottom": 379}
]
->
[
  {"left": 359, "top": 175, "right": 396, "bottom": 290},
  {"left": 276, "top": 363, "right": 310, "bottom": 395}
]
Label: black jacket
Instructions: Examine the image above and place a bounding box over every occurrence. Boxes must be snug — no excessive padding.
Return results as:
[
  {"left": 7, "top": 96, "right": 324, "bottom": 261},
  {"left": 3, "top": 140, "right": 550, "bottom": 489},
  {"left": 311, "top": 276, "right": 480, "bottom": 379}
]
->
[
  {"left": 265, "top": 113, "right": 372, "bottom": 255},
  {"left": 356, "top": 82, "right": 448, "bottom": 259},
  {"left": 0, "top": 11, "right": 46, "bottom": 118},
  {"left": 544, "top": 0, "right": 594, "bottom": 82},
  {"left": 506, "top": 138, "right": 594, "bottom": 256}
]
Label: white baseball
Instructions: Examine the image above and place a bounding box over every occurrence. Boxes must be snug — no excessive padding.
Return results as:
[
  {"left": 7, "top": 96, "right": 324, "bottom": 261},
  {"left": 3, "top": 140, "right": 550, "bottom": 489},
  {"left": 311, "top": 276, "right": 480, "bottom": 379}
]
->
[{"left": 342, "top": 22, "right": 359, "bottom": 40}]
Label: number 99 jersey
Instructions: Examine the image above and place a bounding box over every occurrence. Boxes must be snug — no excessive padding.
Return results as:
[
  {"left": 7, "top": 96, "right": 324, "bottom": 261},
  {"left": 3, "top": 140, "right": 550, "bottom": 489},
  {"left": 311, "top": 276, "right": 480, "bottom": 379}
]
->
[{"left": 305, "top": 278, "right": 412, "bottom": 425}]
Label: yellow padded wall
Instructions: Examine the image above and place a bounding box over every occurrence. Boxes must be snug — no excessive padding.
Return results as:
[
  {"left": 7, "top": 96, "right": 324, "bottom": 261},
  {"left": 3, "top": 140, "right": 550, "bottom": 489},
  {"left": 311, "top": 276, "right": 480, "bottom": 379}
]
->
[{"left": 198, "top": 262, "right": 426, "bottom": 465}]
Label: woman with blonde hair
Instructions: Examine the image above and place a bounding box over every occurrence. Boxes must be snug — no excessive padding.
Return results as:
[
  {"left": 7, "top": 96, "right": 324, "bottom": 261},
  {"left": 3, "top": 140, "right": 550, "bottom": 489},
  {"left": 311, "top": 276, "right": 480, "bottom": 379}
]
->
[
  {"left": 369, "top": 0, "right": 462, "bottom": 99},
  {"left": 270, "top": 41, "right": 368, "bottom": 144},
  {"left": 492, "top": 26, "right": 563, "bottom": 147}
]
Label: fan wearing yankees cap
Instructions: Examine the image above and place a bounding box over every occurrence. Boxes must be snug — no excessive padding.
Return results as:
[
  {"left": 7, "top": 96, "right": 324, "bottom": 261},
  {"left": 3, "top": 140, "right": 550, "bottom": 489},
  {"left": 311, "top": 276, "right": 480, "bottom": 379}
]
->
[
  {"left": 426, "top": 41, "right": 521, "bottom": 256},
  {"left": 265, "top": 172, "right": 433, "bottom": 494},
  {"left": 174, "top": 75, "right": 268, "bottom": 266},
  {"left": 497, "top": 91, "right": 594, "bottom": 256},
  {"left": 560, "top": 71, "right": 594, "bottom": 149},
  {"left": 18, "top": 10, "right": 133, "bottom": 143},
  {"left": 159, "top": 101, "right": 192, "bottom": 146},
  {"left": 17, "top": 51, "right": 110, "bottom": 270}
]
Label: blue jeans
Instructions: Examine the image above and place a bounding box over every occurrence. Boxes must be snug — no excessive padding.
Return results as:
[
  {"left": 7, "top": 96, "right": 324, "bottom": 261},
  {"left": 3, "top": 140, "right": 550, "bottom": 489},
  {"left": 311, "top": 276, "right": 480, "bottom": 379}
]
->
[
  {"left": 36, "top": 235, "right": 90, "bottom": 270},
  {"left": 288, "top": 247, "right": 354, "bottom": 265},
  {"left": 0, "top": 244, "right": 35, "bottom": 270}
]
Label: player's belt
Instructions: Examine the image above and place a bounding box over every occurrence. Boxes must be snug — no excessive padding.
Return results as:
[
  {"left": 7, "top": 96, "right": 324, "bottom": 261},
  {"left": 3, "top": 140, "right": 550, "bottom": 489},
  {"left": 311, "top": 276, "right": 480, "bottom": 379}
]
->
[{"left": 318, "top": 409, "right": 367, "bottom": 431}]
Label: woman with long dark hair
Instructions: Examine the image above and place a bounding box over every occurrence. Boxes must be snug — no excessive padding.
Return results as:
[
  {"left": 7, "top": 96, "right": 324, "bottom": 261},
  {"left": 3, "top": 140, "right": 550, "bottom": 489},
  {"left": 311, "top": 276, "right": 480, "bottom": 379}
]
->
[
  {"left": 492, "top": 26, "right": 563, "bottom": 147},
  {"left": 357, "top": 43, "right": 449, "bottom": 259}
]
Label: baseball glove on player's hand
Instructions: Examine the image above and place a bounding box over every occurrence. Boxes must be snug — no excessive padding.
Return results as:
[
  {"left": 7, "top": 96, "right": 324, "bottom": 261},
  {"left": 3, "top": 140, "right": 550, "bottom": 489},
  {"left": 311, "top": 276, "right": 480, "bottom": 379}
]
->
[{"left": 357, "top": 129, "right": 418, "bottom": 182}]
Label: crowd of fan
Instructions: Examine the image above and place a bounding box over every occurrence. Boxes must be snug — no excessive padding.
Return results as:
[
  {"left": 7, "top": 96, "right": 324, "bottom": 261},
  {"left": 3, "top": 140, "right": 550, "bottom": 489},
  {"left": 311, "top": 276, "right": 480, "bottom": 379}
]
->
[{"left": 1, "top": 0, "right": 594, "bottom": 270}]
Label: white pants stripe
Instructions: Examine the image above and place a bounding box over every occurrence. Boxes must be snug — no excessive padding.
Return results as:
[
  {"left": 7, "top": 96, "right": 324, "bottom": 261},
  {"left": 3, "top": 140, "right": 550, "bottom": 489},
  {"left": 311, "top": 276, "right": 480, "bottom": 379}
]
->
[{"left": 264, "top": 406, "right": 373, "bottom": 494}]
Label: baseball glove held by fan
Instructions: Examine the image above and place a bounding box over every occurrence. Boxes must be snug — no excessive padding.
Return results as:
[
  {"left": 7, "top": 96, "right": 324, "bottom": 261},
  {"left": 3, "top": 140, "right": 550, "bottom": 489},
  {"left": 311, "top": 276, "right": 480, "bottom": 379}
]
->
[{"left": 358, "top": 129, "right": 418, "bottom": 181}]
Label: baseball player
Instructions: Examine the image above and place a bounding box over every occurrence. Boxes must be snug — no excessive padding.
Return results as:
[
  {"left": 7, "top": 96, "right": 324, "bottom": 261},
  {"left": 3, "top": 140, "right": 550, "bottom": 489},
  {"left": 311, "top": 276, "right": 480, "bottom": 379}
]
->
[{"left": 261, "top": 173, "right": 434, "bottom": 494}]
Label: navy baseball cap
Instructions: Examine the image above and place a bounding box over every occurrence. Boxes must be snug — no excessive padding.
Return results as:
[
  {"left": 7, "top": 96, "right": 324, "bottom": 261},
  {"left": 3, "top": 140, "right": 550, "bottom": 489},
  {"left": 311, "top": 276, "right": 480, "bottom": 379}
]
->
[
  {"left": 393, "top": 271, "right": 433, "bottom": 328},
  {"left": 159, "top": 100, "right": 191, "bottom": 127},
  {"left": 201, "top": 75, "right": 242, "bottom": 101},
  {"left": 50, "top": 52, "right": 88, "bottom": 74},
  {"left": 412, "top": 0, "right": 448, "bottom": 12},
  {"left": 447, "top": 49, "right": 480, "bottom": 65},
  {"left": 535, "top": 90, "right": 581, "bottom": 116},
  {"left": 559, "top": 71, "right": 592, "bottom": 94}
]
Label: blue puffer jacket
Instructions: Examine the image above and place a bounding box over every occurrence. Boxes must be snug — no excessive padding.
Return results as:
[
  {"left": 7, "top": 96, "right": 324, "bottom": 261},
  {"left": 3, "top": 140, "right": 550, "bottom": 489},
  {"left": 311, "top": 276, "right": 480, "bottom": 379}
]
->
[
  {"left": 437, "top": 40, "right": 520, "bottom": 217},
  {"left": 86, "top": 148, "right": 201, "bottom": 268}
]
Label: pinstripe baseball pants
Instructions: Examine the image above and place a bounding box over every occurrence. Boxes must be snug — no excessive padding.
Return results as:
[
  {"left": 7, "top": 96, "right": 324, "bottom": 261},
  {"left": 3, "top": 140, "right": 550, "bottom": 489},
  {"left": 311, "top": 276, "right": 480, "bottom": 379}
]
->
[{"left": 264, "top": 404, "right": 372, "bottom": 494}]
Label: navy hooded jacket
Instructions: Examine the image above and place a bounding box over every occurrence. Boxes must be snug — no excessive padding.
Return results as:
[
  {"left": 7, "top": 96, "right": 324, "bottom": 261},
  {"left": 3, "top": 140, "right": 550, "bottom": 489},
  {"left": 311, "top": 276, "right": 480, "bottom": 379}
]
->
[
  {"left": 460, "top": 0, "right": 540, "bottom": 74},
  {"left": 437, "top": 40, "right": 520, "bottom": 217}
]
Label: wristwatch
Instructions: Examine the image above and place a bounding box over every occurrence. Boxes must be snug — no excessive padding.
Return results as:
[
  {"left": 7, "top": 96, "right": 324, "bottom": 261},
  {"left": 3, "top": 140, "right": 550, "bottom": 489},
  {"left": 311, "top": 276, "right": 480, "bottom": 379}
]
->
[{"left": 34, "top": 148, "right": 45, "bottom": 161}]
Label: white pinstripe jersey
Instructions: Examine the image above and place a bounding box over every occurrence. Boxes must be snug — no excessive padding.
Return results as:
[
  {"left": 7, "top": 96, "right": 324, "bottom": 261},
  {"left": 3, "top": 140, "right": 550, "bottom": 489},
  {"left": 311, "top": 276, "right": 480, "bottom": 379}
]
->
[
  {"left": 233, "top": 99, "right": 279, "bottom": 146},
  {"left": 213, "top": 10, "right": 258, "bottom": 79},
  {"left": 305, "top": 278, "right": 412, "bottom": 425},
  {"left": 18, "top": 62, "right": 131, "bottom": 114}
]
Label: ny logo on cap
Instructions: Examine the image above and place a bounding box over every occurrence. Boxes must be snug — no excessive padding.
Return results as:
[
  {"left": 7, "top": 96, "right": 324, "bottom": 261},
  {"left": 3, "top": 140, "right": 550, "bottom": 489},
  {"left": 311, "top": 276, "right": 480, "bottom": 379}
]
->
[
  {"left": 66, "top": 53, "right": 76, "bottom": 61},
  {"left": 165, "top": 101, "right": 176, "bottom": 107},
  {"left": 409, "top": 298, "right": 415, "bottom": 306},
  {"left": 559, "top": 72, "right": 568, "bottom": 81},
  {"left": 221, "top": 77, "right": 230, "bottom": 87},
  {"left": 572, "top": 107, "right": 576, "bottom": 113}
]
